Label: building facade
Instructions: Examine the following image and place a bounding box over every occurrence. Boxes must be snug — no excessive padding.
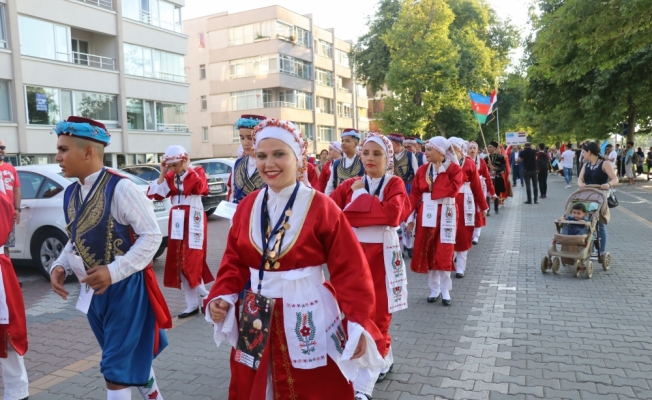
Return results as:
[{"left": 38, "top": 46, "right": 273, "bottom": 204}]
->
[
  {"left": 184, "top": 6, "right": 369, "bottom": 159},
  {"left": 0, "top": 0, "right": 191, "bottom": 168}
]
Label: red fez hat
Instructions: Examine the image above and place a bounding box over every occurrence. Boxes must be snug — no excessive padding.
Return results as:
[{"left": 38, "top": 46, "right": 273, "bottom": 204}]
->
[
  {"left": 240, "top": 114, "right": 266, "bottom": 121},
  {"left": 66, "top": 116, "right": 107, "bottom": 131}
]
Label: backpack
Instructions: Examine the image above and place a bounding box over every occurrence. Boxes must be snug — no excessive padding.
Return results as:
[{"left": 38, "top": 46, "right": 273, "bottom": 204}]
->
[
  {"left": 632, "top": 151, "right": 639, "bottom": 165},
  {"left": 536, "top": 152, "right": 549, "bottom": 172}
]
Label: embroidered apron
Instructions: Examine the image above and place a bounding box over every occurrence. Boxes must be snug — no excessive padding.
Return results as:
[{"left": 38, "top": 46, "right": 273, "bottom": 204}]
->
[
  {"left": 422, "top": 193, "right": 456, "bottom": 244},
  {"left": 460, "top": 182, "right": 475, "bottom": 226}
]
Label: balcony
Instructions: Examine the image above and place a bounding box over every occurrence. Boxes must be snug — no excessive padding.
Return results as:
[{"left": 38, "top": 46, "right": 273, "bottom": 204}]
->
[
  {"left": 264, "top": 101, "right": 308, "bottom": 109},
  {"left": 157, "top": 124, "right": 188, "bottom": 133},
  {"left": 74, "top": 0, "right": 113, "bottom": 10},
  {"left": 139, "top": 10, "right": 182, "bottom": 33},
  {"left": 72, "top": 51, "right": 115, "bottom": 70}
]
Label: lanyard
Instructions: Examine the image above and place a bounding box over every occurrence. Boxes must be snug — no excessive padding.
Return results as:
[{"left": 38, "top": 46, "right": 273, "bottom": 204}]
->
[
  {"left": 71, "top": 168, "right": 107, "bottom": 250},
  {"left": 175, "top": 174, "right": 183, "bottom": 205},
  {"left": 428, "top": 164, "right": 436, "bottom": 191},
  {"left": 257, "top": 184, "right": 300, "bottom": 292},
  {"left": 364, "top": 175, "right": 386, "bottom": 198}
]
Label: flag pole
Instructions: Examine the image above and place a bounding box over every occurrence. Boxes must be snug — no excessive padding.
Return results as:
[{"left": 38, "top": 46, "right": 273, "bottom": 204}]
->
[
  {"left": 496, "top": 106, "right": 501, "bottom": 146},
  {"left": 477, "top": 120, "right": 488, "bottom": 153}
]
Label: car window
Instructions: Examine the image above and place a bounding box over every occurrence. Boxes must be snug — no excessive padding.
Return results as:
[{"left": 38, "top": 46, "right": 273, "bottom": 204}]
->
[
  {"left": 144, "top": 167, "right": 160, "bottom": 181},
  {"left": 204, "top": 162, "right": 231, "bottom": 175},
  {"left": 17, "top": 171, "right": 45, "bottom": 199},
  {"left": 37, "top": 178, "right": 64, "bottom": 199}
]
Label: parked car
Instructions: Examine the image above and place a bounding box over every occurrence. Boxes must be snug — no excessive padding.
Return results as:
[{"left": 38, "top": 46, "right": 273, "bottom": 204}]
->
[
  {"left": 121, "top": 163, "right": 226, "bottom": 215},
  {"left": 191, "top": 158, "right": 235, "bottom": 185},
  {"left": 11, "top": 165, "right": 171, "bottom": 280}
]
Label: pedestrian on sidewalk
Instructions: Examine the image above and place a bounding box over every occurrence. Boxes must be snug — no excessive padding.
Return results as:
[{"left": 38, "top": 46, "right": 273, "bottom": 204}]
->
[
  {"left": 205, "top": 119, "right": 385, "bottom": 398},
  {"left": 485, "top": 141, "right": 507, "bottom": 214},
  {"left": 518, "top": 142, "right": 539, "bottom": 204},
  {"left": 509, "top": 145, "right": 524, "bottom": 187},
  {"left": 561, "top": 143, "right": 576, "bottom": 187},
  {"left": 615, "top": 144, "right": 624, "bottom": 177},
  {"left": 577, "top": 141, "right": 618, "bottom": 259},
  {"left": 606, "top": 144, "right": 617, "bottom": 170},
  {"left": 331, "top": 132, "right": 410, "bottom": 398},
  {"left": 467, "top": 142, "right": 495, "bottom": 243},
  {"left": 537, "top": 143, "right": 550, "bottom": 198},
  {"left": 147, "top": 145, "right": 214, "bottom": 318},
  {"left": 646, "top": 146, "right": 652, "bottom": 181},
  {"left": 407, "top": 137, "right": 462, "bottom": 306},
  {"left": 636, "top": 147, "right": 645, "bottom": 176},
  {"left": 51, "top": 116, "right": 171, "bottom": 400},
  {"left": 624, "top": 141, "right": 635, "bottom": 185}
]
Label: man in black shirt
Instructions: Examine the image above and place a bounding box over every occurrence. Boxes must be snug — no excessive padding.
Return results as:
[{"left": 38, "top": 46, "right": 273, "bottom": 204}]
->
[
  {"left": 518, "top": 142, "right": 539, "bottom": 204},
  {"left": 537, "top": 143, "right": 550, "bottom": 198}
]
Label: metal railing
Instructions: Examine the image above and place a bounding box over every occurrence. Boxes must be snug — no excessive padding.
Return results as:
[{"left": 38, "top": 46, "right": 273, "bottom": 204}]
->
[
  {"left": 140, "top": 10, "right": 183, "bottom": 33},
  {"left": 153, "top": 71, "right": 187, "bottom": 83},
  {"left": 157, "top": 124, "right": 189, "bottom": 133},
  {"left": 337, "top": 87, "right": 350, "bottom": 93},
  {"left": 72, "top": 51, "right": 116, "bottom": 70},
  {"left": 263, "top": 101, "right": 312, "bottom": 110},
  {"left": 75, "top": 0, "right": 113, "bottom": 10}
]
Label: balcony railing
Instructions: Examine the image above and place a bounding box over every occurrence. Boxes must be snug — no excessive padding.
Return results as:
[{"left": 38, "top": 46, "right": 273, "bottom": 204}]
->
[
  {"left": 140, "top": 10, "right": 183, "bottom": 33},
  {"left": 157, "top": 124, "right": 189, "bottom": 133},
  {"left": 263, "top": 101, "right": 312, "bottom": 110},
  {"left": 337, "top": 87, "right": 350, "bottom": 93},
  {"left": 153, "top": 71, "right": 187, "bottom": 83},
  {"left": 73, "top": 51, "right": 116, "bottom": 70},
  {"left": 75, "top": 0, "right": 113, "bottom": 10}
]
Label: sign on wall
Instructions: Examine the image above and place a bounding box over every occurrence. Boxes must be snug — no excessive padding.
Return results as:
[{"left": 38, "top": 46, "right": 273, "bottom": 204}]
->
[{"left": 35, "top": 93, "right": 48, "bottom": 112}]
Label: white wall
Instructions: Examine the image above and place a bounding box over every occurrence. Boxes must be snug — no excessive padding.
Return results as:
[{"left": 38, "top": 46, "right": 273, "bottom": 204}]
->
[
  {"left": 124, "top": 76, "right": 189, "bottom": 103},
  {"left": 21, "top": 58, "right": 120, "bottom": 94},
  {"left": 17, "top": 0, "right": 117, "bottom": 36},
  {"left": 122, "top": 19, "right": 187, "bottom": 55}
]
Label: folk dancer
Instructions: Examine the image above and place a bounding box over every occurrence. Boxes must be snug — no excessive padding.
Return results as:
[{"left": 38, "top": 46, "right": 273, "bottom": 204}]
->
[
  {"left": 147, "top": 146, "right": 214, "bottom": 318},
  {"left": 330, "top": 132, "right": 410, "bottom": 399},
  {"left": 467, "top": 142, "right": 495, "bottom": 244},
  {"left": 406, "top": 137, "right": 463, "bottom": 306},
  {"left": 0, "top": 176, "right": 28, "bottom": 400},
  {"left": 404, "top": 137, "right": 426, "bottom": 167},
  {"left": 227, "top": 115, "right": 267, "bottom": 204},
  {"left": 205, "top": 119, "right": 384, "bottom": 398},
  {"left": 50, "top": 116, "right": 172, "bottom": 400},
  {"left": 485, "top": 141, "right": 508, "bottom": 214},
  {"left": 317, "top": 141, "right": 343, "bottom": 192},
  {"left": 325, "top": 129, "right": 365, "bottom": 195},
  {"left": 448, "top": 138, "right": 488, "bottom": 279},
  {"left": 388, "top": 133, "right": 419, "bottom": 258}
]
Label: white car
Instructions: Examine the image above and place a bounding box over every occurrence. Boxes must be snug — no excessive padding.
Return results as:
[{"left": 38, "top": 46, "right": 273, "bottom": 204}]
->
[
  {"left": 191, "top": 158, "right": 235, "bottom": 186},
  {"left": 10, "top": 164, "right": 171, "bottom": 280}
]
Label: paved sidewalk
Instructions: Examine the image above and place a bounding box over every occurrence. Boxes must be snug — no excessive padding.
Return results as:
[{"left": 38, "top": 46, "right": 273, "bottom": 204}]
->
[{"left": 8, "top": 173, "right": 652, "bottom": 399}]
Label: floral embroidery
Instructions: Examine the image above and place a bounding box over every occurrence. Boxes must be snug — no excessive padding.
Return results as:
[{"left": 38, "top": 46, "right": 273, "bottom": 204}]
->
[
  {"left": 294, "top": 312, "right": 317, "bottom": 355},
  {"left": 330, "top": 325, "right": 347, "bottom": 355}
]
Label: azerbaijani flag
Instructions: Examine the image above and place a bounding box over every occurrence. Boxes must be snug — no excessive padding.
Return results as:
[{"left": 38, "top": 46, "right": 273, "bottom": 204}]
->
[{"left": 470, "top": 91, "right": 491, "bottom": 124}]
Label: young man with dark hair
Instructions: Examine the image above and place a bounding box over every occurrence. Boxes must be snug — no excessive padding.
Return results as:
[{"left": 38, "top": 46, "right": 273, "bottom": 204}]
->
[
  {"left": 537, "top": 143, "right": 550, "bottom": 198},
  {"left": 518, "top": 142, "right": 538, "bottom": 204}
]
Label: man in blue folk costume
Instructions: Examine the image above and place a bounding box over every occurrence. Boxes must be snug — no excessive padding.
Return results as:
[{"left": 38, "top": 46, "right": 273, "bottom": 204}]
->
[
  {"left": 49, "top": 116, "right": 172, "bottom": 400},
  {"left": 227, "top": 114, "right": 267, "bottom": 204},
  {"left": 325, "top": 128, "right": 366, "bottom": 195}
]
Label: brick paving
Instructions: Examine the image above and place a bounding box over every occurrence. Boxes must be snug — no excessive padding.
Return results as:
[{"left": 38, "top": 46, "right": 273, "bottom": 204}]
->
[{"left": 4, "top": 173, "right": 652, "bottom": 399}]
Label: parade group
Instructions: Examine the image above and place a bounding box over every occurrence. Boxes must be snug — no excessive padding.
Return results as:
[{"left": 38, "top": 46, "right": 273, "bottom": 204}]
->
[{"left": 0, "top": 114, "right": 518, "bottom": 400}]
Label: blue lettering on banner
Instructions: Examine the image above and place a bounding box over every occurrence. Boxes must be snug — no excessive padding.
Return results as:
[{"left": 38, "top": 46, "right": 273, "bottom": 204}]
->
[{"left": 36, "top": 93, "right": 48, "bottom": 111}]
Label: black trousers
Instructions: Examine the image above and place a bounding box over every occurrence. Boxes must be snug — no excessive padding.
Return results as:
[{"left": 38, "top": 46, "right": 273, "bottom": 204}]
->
[
  {"left": 538, "top": 171, "right": 548, "bottom": 196},
  {"left": 524, "top": 170, "right": 538, "bottom": 202}
]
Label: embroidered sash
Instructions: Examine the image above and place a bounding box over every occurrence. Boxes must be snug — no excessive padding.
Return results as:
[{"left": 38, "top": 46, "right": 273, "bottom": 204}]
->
[{"left": 459, "top": 183, "right": 475, "bottom": 226}]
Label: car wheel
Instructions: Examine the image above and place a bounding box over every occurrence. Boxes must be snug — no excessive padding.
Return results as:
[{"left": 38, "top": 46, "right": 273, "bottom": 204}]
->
[
  {"left": 206, "top": 207, "right": 217, "bottom": 217},
  {"left": 154, "top": 244, "right": 166, "bottom": 260},
  {"left": 31, "top": 229, "right": 68, "bottom": 281}
]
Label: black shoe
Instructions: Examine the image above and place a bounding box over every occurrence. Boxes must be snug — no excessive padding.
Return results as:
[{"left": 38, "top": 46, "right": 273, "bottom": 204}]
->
[
  {"left": 355, "top": 392, "right": 372, "bottom": 400},
  {"left": 534, "top": 200, "right": 539, "bottom": 204},
  {"left": 495, "top": 209, "right": 499, "bottom": 214},
  {"left": 524, "top": 201, "right": 532, "bottom": 204},
  {"left": 178, "top": 308, "right": 199, "bottom": 319},
  {"left": 442, "top": 299, "right": 451, "bottom": 306},
  {"left": 521, "top": 183, "right": 525, "bottom": 187},
  {"left": 455, "top": 273, "right": 465, "bottom": 278},
  {"left": 472, "top": 240, "right": 478, "bottom": 245},
  {"left": 427, "top": 294, "right": 441, "bottom": 303}
]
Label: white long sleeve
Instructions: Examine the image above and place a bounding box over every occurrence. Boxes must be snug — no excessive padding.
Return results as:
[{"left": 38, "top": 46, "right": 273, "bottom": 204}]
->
[{"left": 325, "top": 164, "right": 336, "bottom": 196}]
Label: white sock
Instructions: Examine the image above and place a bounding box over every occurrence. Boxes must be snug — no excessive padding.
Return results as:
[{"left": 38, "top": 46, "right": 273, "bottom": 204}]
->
[
  {"left": 197, "top": 280, "right": 209, "bottom": 297},
  {"left": 473, "top": 228, "right": 481, "bottom": 241},
  {"left": 137, "top": 368, "right": 163, "bottom": 400},
  {"left": 180, "top": 275, "right": 199, "bottom": 313},
  {"left": 427, "top": 270, "right": 440, "bottom": 298},
  {"left": 107, "top": 388, "right": 132, "bottom": 400}
]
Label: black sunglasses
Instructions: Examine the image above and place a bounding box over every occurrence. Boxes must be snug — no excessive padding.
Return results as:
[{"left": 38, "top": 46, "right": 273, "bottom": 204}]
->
[{"left": 0, "top": 146, "right": 6, "bottom": 150}]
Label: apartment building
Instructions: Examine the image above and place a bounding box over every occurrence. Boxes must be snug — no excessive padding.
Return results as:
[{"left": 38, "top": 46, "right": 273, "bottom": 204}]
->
[
  {"left": 184, "top": 6, "right": 369, "bottom": 159},
  {"left": 0, "top": 0, "right": 190, "bottom": 168}
]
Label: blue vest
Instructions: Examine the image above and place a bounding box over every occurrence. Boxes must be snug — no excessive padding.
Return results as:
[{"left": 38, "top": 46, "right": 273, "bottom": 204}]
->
[
  {"left": 416, "top": 152, "right": 425, "bottom": 167},
  {"left": 232, "top": 157, "right": 264, "bottom": 204},
  {"left": 63, "top": 169, "right": 133, "bottom": 270},
  {"left": 332, "top": 156, "right": 365, "bottom": 188}
]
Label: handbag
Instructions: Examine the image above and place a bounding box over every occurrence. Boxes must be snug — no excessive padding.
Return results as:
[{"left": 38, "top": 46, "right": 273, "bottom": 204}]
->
[{"left": 607, "top": 190, "right": 619, "bottom": 208}]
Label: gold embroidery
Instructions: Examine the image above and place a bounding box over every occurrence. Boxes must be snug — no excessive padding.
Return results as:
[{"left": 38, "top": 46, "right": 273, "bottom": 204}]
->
[
  {"left": 335, "top": 157, "right": 362, "bottom": 186},
  {"left": 273, "top": 307, "right": 297, "bottom": 400},
  {"left": 234, "top": 157, "right": 264, "bottom": 197},
  {"left": 394, "top": 153, "right": 412, "bottom": 182}
]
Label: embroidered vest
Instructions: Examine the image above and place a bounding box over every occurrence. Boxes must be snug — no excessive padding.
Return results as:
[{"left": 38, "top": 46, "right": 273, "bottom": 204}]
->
[
  {"left": 416, "top": 152, "right": 425, "bottom": 167},
  {"left": 394, "top": 152, "right": 415, "bottom": 184},
  {"left": 233, "top": 156, "right": 264, "bottom": 204},
  {"left": 332, "top": 156, "right": 364, "bottom": 188},
  {"left": 63, "top": 170, "right": 133, "bottom": 270}
]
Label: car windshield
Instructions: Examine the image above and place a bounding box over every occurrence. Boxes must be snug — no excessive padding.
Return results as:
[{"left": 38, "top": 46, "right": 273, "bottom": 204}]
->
[{"left": 58, "top": 168, "right": 149, "bottom": 186}]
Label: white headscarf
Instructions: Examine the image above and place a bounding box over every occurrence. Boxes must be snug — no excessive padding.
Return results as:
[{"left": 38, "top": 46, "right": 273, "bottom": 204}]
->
[
  {"left": 425, "top": 137, "right": 458, "bottom": 164},
  {"left": 253, "top": 119, "right": 310, "bottom": 187},
  {"left": 329, "top": 141, "right": 343, "bottom": 154},
  {"left": 163, "top": 145, "right": 189, "bottom": 164},
  {"left": 359, "top": 132, "right": 394, "bottom": 175},
  {"left": 448, "top": 137, "right": 467, "bottom": 157}
]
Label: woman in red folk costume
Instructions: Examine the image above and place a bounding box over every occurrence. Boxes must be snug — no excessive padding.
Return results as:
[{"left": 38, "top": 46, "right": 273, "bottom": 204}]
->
[
  {"left": 147, "top": 146, "right": 214, "bottom": 318},
  {"left": 205, "top": 119, "right": 384, "bottom": 400},
  {"left": 317, "top": 141, "right": 343, "bottom": 192},
  {"left": 406, "top": 137, "right": 462, "bottom": 306},
  {"left": 447, "top": 137, "right": 488, "bottom": 280},
  {"left": 467, "top": 142, "right": 495, "bottom": 245},
  {"left": 330, "top": 132, "right": 409, "bottom": 399}
]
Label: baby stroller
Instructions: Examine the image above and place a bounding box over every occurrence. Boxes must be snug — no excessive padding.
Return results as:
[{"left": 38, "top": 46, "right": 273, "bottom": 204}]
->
[{"left": 541, "top": 185, "right": 612, "bottom": 279}]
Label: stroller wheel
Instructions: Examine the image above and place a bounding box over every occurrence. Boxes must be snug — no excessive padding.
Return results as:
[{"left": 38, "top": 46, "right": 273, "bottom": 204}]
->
[
  {"left": 552, "top": 258, "right": 561, "bottom": 275},
  {"left": 601, "top": 252, "right": 611, "bottom": 270},
  {"left": 540, "top": 256, "right": 550, "bottom": 273},
  {"left": 586, "top": 261, "right": 594, "bottom": 279},
  {"left": 573, "top": 260, "right": 582, "bottom": 278}
]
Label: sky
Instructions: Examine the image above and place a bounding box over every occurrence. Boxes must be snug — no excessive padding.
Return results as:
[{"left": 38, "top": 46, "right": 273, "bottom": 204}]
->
[{"left": 183, "top": 0, "right": 531, "bottom": 44}]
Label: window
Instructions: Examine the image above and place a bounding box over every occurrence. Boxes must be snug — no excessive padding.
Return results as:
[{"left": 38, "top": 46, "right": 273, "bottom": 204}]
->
[
  {"left": 338, "top": 102, "right": 352, "bottom": 118},
  {"left": 315, "top": 68, "right": 333, "bottom": 87},
  {"left": 71, "top": 39, "right": 90, "bottom": 65},
  {"left": 232, "top": 126, "right": 240, "bottom": 143},
  {"left": 228, "top": 20, "right": 274, "bottom": 46},
  {"left": 278, "top": 90, "right": 312, "bottom": 110},
  {"left": 122, "top": 0, "right": 182, "bottom": 33},
  {"left": 156, "top": 102, "right": 186, "bottom": 131},
  {"left": 199, "top": 64, "right": 206, "bottom": 79},
  {"left": 202, "top": 126, "right": 209, "bottom": 142},
  {"left": 336, "top": 76, "right": 350, "bottom": 93},
  {"left": 316, "top": 97, "right": 333, "bottom": 114},
  {"left": 229, "top": 54, "right": 278, "bottom": 78},
  {"left": 16, "top": 172, "right": 45, "bottom": 199},
  {"left": 316, "top": 40, "right": 333, "bottom": 59},
  {"left": 18, "top": 16, "right": 71, "bottom": 62},
  {"left": 356, "top": 84, "right": 367, "bottom": 98},
  {"left": 293, "top": 122, "right": 313, "bottom": 140},
  {"left": 198, "top": 33, "right": 205, "bottom": 49},
  {"left": 0, "top": 80, "right": 11, "bottom": 122},
  {"left": 358, "top": 107, "right": 368, "bottom": 119},
  {"left": 278, "top": 55, "right": 311, "bottom": 79},
  {"left": 0, "top": 5, "right": 8, "bottom": 49},
  {"left": 38, "top": 178, "right": 64, "bottom": 199},
  {"left": 295, "top": 27, "right": 310, "bottom": 47},
  {"left": 317, "top": 126, "right": 335, "bottom": 142},
  {"left": 336, "top": 50, "right": 350, "bottom": 66},
  {"left": 26, "top": 86, "right": 118, "bottom": 126},
  {"left": 126, "top": 98, "right": 155, "bottom": 130},
  {"left": 124, "top": 43, "right": 185, "bottom": 82},
  {"left": 231, "top": 90, "right": 265, "bottom": 111},
  {"left": 200, "top": 95, "right": 207, "bottom": 111},
  {"left": 276, "top": 21, "right": 293, "bottom": 41}
]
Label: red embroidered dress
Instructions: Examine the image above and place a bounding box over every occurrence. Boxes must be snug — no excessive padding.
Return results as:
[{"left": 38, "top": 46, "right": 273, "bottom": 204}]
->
[{"left": 454, "top": 157, "right": 489, "bottom": 252}]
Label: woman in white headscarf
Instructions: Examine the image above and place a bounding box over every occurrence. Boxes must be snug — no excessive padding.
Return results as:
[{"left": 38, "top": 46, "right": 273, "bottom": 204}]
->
[
  {"left": 330, "top": 132, "right": 410, "bottom": 399},
  {"left": 204, "top": 119, "right": 384, "bottom": 399},
  {"left": 406, "top": 137, "right": 463, "bottom": 306}
]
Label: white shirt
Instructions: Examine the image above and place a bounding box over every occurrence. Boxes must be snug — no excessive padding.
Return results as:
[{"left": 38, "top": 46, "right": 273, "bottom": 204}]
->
[
  {"left": 52, "top": 169, "right": 162, "bottom": 284},
  {"left": 607, "top": 150, "right": 617, "bottom": 168},
  {"left": 561, "top": 150, "right": 576, "bottom": 168},
  {"left": 246, "top": 156, "right": 257, "bottom": 177},
  {"left": 148, "top": 166, "right": 199, "bottom": 206},
  {"left": 325, "top": 154, "right": 358, "bottom": 196},
  {"left": 513, "top": 151, "right": 520, "bottom": 164}
]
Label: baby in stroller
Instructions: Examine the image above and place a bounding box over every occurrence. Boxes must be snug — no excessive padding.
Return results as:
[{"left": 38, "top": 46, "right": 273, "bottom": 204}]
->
[{"left": 558, "top": 203, "right": 590, "bottom": 236}]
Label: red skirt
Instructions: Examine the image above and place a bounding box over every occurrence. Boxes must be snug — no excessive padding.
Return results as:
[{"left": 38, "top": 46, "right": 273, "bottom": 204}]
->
[
  {"left": 360, "top": 242, "right": 391, "bottom": 358},
  {"left": 0, "top": 255, "right": 27, "bottom": 358},
  {"left": 410, "top": 203, "right": 456, "bottom": 273}
]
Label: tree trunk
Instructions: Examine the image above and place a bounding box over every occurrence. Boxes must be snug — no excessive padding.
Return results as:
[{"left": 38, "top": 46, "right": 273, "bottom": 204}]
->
[{"left": 627, "top": 102, "right": 636, "bottom": 143}]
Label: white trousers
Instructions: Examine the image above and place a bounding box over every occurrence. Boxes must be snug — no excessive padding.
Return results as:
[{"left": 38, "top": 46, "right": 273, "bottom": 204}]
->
[
  {"left": 473, "top": 228, "right": 481, "bottom": 241},
  {"left": 427, "top": 270, "right": 452, "bottom": 300},
  {"left": 180, "top": 276, "right": 209, "bottom": 311},
  {"left": 0, "top": 345, "right": 29, "bottom": 400},
  {"left": 454, "top": 251, "right": 468, "bottom": 274},
  {"left": 353, "top": 346, "right": 392, "bottom": 396}
]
